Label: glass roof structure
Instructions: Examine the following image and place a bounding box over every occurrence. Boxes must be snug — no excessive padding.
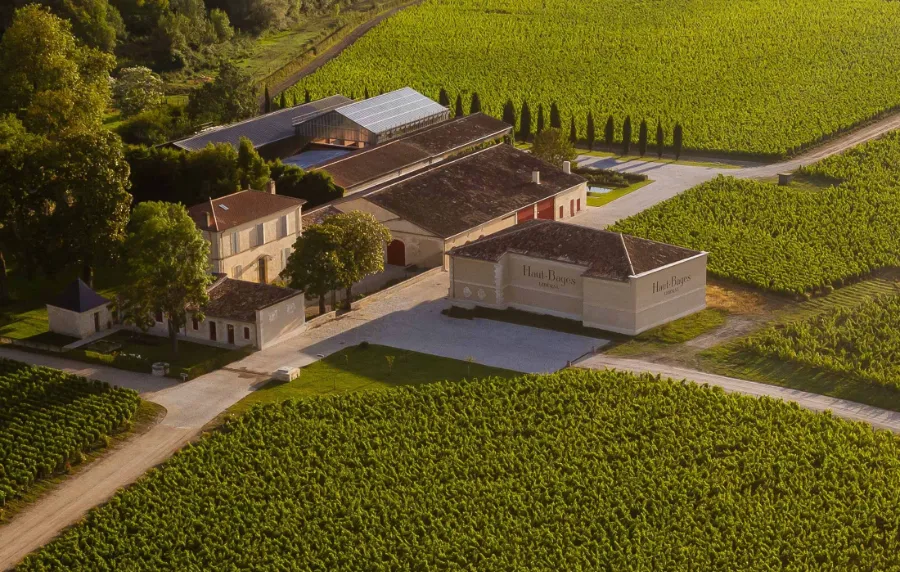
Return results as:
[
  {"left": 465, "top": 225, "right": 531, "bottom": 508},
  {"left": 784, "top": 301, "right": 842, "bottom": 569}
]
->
[{"left": 334, "top": 88, "right": 448, "bottom": 135}]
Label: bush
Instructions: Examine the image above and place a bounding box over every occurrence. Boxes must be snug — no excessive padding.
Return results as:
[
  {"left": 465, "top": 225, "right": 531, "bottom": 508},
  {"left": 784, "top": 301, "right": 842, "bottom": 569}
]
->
[{"left": 574, "top": 166, "right": 647, "bottom": 188}]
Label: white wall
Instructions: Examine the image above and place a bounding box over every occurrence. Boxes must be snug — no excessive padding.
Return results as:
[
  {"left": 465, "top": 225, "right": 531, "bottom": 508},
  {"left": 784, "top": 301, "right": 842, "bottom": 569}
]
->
[
  {"left": 209, "top": 205, "right": 302, "bottom": 283},
  {"left": 257, "top": 293, "right": 306, "bottom": 349},
  {"left": 47, "top": 305, "right": 112, "bottom": 339}
]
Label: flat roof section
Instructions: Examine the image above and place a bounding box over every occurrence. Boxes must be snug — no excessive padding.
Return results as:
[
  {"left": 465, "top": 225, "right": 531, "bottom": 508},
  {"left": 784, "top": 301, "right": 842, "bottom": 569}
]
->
[
  {"left": 173, "top": 95, "right": 352, "bottom": 152},
  {"left": 317, "top": 113, "right": 512, "bottom": 190},
  {"left": 364, "top": 144, "right": 585, "bottom": 239},
  {"left": 450, "top": 220, "right": 703, "bottom": 281},
  {"left": 333, "top": 87, "right": 447, "bottom": 135}
]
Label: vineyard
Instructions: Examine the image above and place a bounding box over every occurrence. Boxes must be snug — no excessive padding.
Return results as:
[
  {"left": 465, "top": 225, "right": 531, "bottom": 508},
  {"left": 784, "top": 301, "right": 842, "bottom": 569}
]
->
[
  {"left": 742, "top": 293, "right": 900, "bottom": 390},
  {"left": 20, "top": 370, "right": 900, "bottom": 570},
  {"left": 0, "top": 359, "right": 140, "bottom": 511},
  {"left": 801, "top": 130, "right": 900, "bottom": 185},
  {"left": 286, "top": 0, "right": 900, "bottom": 157}
]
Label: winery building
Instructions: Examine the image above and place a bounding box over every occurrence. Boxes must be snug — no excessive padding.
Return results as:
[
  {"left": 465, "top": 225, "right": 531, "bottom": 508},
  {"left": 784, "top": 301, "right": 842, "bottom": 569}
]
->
[{"left": 448, "top": 220, "right": 708, "bottom": 335}]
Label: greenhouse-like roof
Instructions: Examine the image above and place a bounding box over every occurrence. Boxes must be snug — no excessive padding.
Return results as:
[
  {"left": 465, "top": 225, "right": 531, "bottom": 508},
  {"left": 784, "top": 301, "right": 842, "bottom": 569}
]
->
[{"left": 334, "top": 88, "right": 447, "bottom": 135}]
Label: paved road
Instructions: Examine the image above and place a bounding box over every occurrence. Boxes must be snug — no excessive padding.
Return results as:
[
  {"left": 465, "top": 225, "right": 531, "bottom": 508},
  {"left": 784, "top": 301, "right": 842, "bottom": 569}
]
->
[
  {"left": 572, "top": 111, "right": 900, "bottom": 229},
  {"left": 577, "top": 354, "right": 900, "bottom": 433},
  {"left": 0, "top": 272, "right": 601, "bottom": 569}
]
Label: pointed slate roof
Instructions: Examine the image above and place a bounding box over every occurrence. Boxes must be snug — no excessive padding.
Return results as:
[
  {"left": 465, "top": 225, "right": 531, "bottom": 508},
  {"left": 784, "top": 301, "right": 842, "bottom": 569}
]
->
[{"left": 48, "top": 279, "right": 110, "bottom": 313}]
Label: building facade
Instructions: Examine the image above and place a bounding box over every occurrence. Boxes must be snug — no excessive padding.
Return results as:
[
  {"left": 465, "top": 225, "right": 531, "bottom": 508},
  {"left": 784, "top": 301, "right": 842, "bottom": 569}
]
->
[
  {"left": 448, "top": 221, "right": 708, "bottom": 335},
  {"left": 46, "top": 279, "right": 113, "bottom": 340}
]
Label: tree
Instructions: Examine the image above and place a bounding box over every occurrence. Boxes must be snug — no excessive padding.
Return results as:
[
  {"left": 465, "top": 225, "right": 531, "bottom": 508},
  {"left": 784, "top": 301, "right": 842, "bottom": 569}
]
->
[
  {"left": 264, "top": 85, "right": 271, "bottom": 113},
  {"left": 187, "top": 62, "right": 257, "bottom": 124},
  {"left": 438, "top": 88, "right": 450, "bottom": 107},
  {"left": 113, "top": 67, "right": 165, "bottom": 117},
  {"left": 502, "top": 99, "right": 516, "bottom": 128},
  {"left": 304, "top": 89, "right": 311, "bottom": 103},
  {"left": 237, "top": 137, "right": 270, "bottom": 190},
  {"left": 454, "top": 94, "right": 464, "bottom": 117},
  {"left": 519, "top": 100, "right": 532, "bottom": 141},
  {"left": 550, "top": 102, "right": 561, "bottom": 129},
  {"left": 269, "top": 162, "right": 343, "bottom": 207},
  {"left": 470, "top": 92, "right": 481, "bottom": 114},
  {"left": 279, "top": 92, "right": 287, "bottom": 109},
  {"left": 674, "top": 123, "right": 684, "bottom": 160},
  {"left": 324, "top": 211, "right": 391, "bottom": 306},
  {"left": 604, "top": 115, "right": 614, "bottom": 151},
  {"left": 122, "top": 202, "right": 211, "bottom": 354},
  {"left": 364, "top": 87, "right": 369, "bottom": 99},
  {"left": 656, "top": 120, "right": 664, "bottom": 158},
  {"left": 536, "top": 104, "right": 545, "bottom": 134},
  {"left": 586, "top": 112, "right": 596, "bottom": 151},
  {"left": 531, "top": 128, "right": 576, "bottom": 168},
  {"left": 569, "top": 117, "right": 577, "bottom": 144},
  {"left": 280, "top": 224, "right": 343, "bottom": 315},
  {"left": 638, "top": 119, "right": 648, "bottom": 157},
  {"left": 48, "top": 129, "right": 133, "bottom": 286},
  {"left": 622, "top": 116, "right": 632, "bottom": 155},
  {"left": 0, "top": 5, "right": 115, "bottom": 135}
]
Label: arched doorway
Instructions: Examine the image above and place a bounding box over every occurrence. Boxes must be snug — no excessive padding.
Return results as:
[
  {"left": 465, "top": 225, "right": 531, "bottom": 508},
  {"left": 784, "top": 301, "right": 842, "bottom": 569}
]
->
[{"left": 387, "top": 239, "right": 405, "bottom": 266}]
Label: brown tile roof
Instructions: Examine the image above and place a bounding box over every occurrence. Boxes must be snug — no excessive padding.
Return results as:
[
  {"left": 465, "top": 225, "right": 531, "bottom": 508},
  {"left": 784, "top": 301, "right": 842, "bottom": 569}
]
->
[
  {"left": 189, "top": 190, "right": 306, "bottom": 232},
  {"left": 363, "top": 144, "right": 585, "bottom": 239},
  {"left": 449, "top": 220, "right": 703, "bottom": 281},
  {"left": 317, "top": 113, "right": 511, "bottom": 190},
  {"left": 203, "top": 278, "right": 301, "bottom": 322},
  {"left": 301, "top": 204, "right": 343, "bottom": 228}
]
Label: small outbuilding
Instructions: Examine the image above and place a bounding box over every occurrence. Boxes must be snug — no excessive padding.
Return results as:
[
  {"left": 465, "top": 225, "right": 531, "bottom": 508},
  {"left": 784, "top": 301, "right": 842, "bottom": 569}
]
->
[
  {"left": 47, "top": 279, "right": 112, "bottom": 339},
  {"left": 448, "top": 220, "right": 708, "bottom": 335}
]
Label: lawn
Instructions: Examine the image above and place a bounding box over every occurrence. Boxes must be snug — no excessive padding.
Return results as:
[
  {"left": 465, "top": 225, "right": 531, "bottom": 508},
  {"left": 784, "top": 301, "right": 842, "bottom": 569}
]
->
[
  {"left": 586, "top": 179, "right": 653, "bottom": 207},
  {"left": 225, "top": 344, "right": 518, "bottom": 417}
]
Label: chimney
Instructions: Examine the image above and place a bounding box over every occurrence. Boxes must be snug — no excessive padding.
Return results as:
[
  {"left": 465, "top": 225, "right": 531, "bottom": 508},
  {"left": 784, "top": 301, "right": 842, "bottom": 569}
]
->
[
  {"left": 532, "top": 170, "right": 541, "bottom": 185},
  {"left": 562, "top": 161, "right": 571, "bottom": 174},
  {"left": 266, "top": 179, "right": 276, "bottom": 195},
  {"left": 204, "top": 211, "right": 213, "bottom": 228}
]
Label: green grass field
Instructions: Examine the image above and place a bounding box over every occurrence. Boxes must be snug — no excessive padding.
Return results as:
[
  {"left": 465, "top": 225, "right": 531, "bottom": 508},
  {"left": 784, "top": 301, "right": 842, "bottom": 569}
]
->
[
  {"left": 586, "top": 179, "right": 653, "bottom": 207},
  {"left": 289, "top": 0, "right": 900, "bottom": 156}
]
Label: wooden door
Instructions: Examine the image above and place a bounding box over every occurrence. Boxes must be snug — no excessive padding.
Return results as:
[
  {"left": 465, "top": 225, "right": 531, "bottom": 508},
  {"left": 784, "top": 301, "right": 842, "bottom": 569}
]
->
[
  {"left": 258, "top": 257, "right": 267, "bottom": 283},
  {"left": 227, "top": 324, "right": 235, "bottom": 344},
  {"left": 209, "top": 321, "right": 217, "bottom": 341},
  {"left": 387, "top": 240, "right": 406, "bottom": 266}
]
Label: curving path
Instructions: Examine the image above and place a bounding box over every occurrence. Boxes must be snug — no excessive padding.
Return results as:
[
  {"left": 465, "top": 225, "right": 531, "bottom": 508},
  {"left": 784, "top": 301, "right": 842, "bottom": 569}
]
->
[{"left": 572, "top": 110, "right": 900, "bottom": 229}]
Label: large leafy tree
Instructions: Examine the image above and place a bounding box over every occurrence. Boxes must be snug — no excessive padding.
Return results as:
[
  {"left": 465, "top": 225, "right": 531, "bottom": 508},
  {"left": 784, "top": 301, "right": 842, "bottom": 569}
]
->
[
  {"left": 324, "top": 212, "right": 391, "bottom": 305},
  {"left": 269, "top": 162, "right": 343, "bottom": 207},
  {"left": 280, "top": 224, "right": 343, "bottom": 315},
  {"left": 531, "top": 128, "right": 576, "bottom": 168},
  {"left": 122, "top": 201, "right": 211, "bottom": 354},
  {"left": 187, "top": 62, "right": 257, "bottom": 124},
  {"left": 1, "top": 0, "right": 121, "bottom": 52},
  {"left": 113, "top": 67, "right": 165, "bottom": 117},
  {"left": 0, "top": 5, "right": 114, "bottom": 135}
]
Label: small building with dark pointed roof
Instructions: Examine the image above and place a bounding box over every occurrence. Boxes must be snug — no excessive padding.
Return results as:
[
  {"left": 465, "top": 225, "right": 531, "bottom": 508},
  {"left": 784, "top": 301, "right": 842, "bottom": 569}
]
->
[
  {"left": 47, "top": 279, "right": 112, "bottom": 339},
  {"left": 447, "top": 220, "right": 708, "bottom": 335}
]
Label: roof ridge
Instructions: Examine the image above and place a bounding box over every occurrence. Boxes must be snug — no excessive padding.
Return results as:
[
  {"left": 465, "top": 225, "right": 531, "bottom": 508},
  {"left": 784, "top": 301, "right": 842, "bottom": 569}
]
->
[
  {"left": 620, "top": 232, "right": 636, "bottom": 276},
  {"left": 209, "top": 197, "right": 220, "bottom": 231}
]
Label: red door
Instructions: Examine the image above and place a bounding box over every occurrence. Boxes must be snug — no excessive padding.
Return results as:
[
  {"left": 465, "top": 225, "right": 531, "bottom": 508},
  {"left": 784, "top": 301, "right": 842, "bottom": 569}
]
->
[
  {"left": 536, "top": 198, "right": 554, "bottom": 220},
  {"left": 387, "top": 239, "right": 406, "bottom": 266},
  {"left": 517, "top": 206, "right": 535, "bottom": 223}
]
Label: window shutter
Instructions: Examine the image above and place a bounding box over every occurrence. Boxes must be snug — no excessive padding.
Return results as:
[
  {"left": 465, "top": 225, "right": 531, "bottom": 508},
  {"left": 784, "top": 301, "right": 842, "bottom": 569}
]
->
[
  {"left": 257, "top": 223, "right": 265, "bottom": 245},
  {"left": 231, "top": 232, "right": 239, "bottom": 254}
]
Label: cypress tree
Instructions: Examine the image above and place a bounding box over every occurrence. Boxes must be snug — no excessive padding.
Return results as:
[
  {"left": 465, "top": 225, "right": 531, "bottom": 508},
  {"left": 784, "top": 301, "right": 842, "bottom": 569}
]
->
[
  {"left": 656, "top": 120, "right": 664, "bottom": 158},
  {"left": 470, "top": 92, "right": 482, "bottom": 114},
  {"left": 279, "top": 92, "right": 287, "bottom": 109},
  {"left": 304, "top": 89, "right": 311, "bottom": 103},
  {"left": 454, "top": 94, "right": 464, "bottom": 117},
  {"left": 364, "top": 87, "right": 370, "bottom": 99},
  {"left": 586, "top": 112, "right": 595, "bottom": 151},
  {"left": 291, "top": 93, "right": 296, "bottom": 106},
  {"left": 569, "top": 117, "right": 577, "bottom": 144},
  {"left": 622, "top": 116, "right": 632, "bottom": 155},
  {"left": 264, "top": 85, "right": 271, "bottom": 113},
  {"left": 674, "top": 123, "right": 684, "bottom": 160},
  {"left": 502, "top": 99, "right": 516, "bottom": 127},
  {"left": 638, "top": 119, "right": 648, "bottom": 157},
  {"left": 519, "top": 100, "right": 532, "bottom": 141},
  {"left": 439, "top": 88, "right": 450, "bottom": 107},
  {"left": 536, "top": 104, "right": 545, "bottom": 134},
  {"left": 605, "top": 115, "right": 614, "bottom": 151},
  {"left": 550, "top": 102, "right": 561, "bottom": 129}
]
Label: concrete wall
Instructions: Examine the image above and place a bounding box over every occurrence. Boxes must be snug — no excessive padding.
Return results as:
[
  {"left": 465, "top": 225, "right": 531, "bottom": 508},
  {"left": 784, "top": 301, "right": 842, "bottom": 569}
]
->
[
  {"left": 209, "top": 205, "right": 302, "bottom": 282},
  {"left": 257, "top": 292, "right": 306, "bottom": 349},
  {"left": 184, "top": 311, "right": 258, "bottom": 349},
  {"left": 48, "top": 305, "right": 112, "bottom": 339},
  {"left": 630, "top": 253, "right": 708, "bottom": 333},
  {"left": 449, "top": 256, "right": 502, "bottom": 306},
  {"left": 553, "top": 182, "right": 588, "bottom": 221},
  {"left": 504, "top": 254, "right": 585, "bottom": 319}
]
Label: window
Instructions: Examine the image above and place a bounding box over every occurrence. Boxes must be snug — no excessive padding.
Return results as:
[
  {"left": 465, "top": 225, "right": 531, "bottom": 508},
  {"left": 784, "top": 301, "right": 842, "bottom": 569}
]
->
[
  {"left": 256, "top": 223, "right": 265, "bottom": 246},
  {"left": 209, "top": 321, "right": 217, "bottom": 341},
  {"left": 232, "top": 265, "right": 242, "bottom": 279},
  {"left": 559, "top": 206, "right": 564, "bottom": 219},
  {"left": 243, "top": 326, "right": 250, "bottom": 340},
  {"left": 155, "top": 310, "right": 163, "bottom": 323},
  {"left": 191, "top": 316, "right": 199, "bottom": 330},
  {"left": 231, "top": 232, "right": 240, "bottom": 254},
  {"left": 278, "top": 214, "right": 289, "bottom": 238}
]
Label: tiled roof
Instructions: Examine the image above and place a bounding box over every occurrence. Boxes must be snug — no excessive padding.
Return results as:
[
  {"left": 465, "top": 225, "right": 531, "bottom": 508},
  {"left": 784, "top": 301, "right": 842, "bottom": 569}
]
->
[
  {"left": 318, "top": 113, "right": 511, "bottom": 190},
  {"left": 449, "top": 220, "right": 703, "bottom": 281},
  {"left": 188, "top": 190, "right": 305, "bottom": 232},
  {"left": 48, "top": 279, "right": 109, "bottom": 313},
  {"left": 172, "top": 95, "right": 351, "bottom": 151},
  {"left": 301, "top": 204, "right": 343, "bottom": 228},
  {"left": 332, "top": 88, "right": 447, "bottom": 135},
  {"left": 203, "top": 278, "right": 301, "bottom": 322},
  {"left": 363, "top": 144, "right": 585, "bottom": 239}
]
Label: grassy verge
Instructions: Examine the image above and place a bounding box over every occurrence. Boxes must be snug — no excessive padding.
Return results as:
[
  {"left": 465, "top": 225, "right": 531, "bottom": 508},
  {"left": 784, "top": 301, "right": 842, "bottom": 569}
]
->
[
  {"left": 586, "top": 179, "right": 653, "bottom": 207},
  {"left": 0, "top": 400, "right": 165, "bottom": 526},
  {"left": 221, "top": 344, "right": 519, "bottom": 419},
  {"left": 576, "top": 150, "right": 744, "bottom": 169},
  {"left": 605, "top": 308, "right": 729, "bottom": 357}
]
